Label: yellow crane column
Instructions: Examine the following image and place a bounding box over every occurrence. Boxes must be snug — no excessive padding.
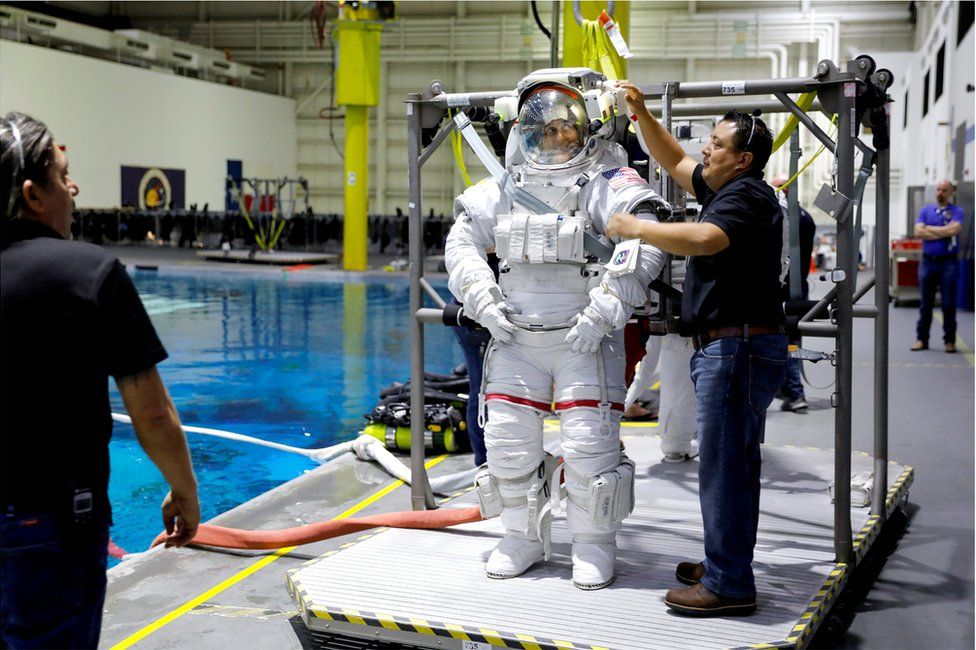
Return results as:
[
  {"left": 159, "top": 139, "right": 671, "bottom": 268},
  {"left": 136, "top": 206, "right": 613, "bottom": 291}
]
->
[{"left": 335, "top": 16, "right": 383, "bottom": 271}]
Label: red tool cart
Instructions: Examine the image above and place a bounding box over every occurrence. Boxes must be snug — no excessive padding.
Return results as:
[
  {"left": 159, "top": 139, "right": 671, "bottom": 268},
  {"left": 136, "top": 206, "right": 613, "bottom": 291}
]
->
[{"left": 889, "top": 238, "right": 922, "bottom": 306}]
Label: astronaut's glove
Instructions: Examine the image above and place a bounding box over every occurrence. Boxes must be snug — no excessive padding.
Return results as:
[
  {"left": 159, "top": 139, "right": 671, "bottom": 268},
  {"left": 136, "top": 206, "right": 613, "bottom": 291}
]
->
[
  {"left": 462, "top": 278, "right": 516, "bottom": 343},
  {"left": 564, "top": 306, "right": 613, "bottom": 354},
  {"left": 480, "top": 302, "right": 517, "bottom": 343}
]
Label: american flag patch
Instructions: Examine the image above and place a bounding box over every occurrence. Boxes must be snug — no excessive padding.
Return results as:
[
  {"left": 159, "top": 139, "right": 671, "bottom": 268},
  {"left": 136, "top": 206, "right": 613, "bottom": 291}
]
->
[{"left": 602, "top": 167, "right": 647, "bottom": 189}]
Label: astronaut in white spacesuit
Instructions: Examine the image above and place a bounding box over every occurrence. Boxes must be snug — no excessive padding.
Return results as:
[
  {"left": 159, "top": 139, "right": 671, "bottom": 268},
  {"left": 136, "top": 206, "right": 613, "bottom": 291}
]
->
[{"left": 445, "top": 68, "right": 670, "bottom": 589}]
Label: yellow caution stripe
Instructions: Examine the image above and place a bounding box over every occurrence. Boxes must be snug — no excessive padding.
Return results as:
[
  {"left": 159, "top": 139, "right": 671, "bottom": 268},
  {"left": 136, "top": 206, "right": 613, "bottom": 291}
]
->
[
  {"left": 885, "top": 466, "right": 914, "bottom": 518},
  {"left": 736, "top": 465, "right": 917, "bottom": 649},
  {"left": 781, "top": 563, "right": 850, "bottom": 649},
  {"left": 290, "top": 603, "right": 604, "bottom": 649}
]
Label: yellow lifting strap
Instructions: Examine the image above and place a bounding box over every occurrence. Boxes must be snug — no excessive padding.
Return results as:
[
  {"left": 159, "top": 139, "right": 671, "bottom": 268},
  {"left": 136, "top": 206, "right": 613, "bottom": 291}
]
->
[
  {"left": 771, "top": 91, "right": 817, "bottom": 154},
  {"left": 450, "top": 110, "right": 474, "bottom": 188},
  {"left": 775, "top": 114, "right": 838, "bottom": 194},
  {"left": 581, "top": 19, "right": 624, "bottom": 81}
]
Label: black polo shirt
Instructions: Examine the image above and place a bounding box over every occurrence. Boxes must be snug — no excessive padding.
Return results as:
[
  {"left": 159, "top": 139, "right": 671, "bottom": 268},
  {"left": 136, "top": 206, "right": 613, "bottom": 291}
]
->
[
  {"left": 680, "top": 164, "right": 784, "bottom": 334},
  {"left": 1, "top": 220, "right": 167, "bottom": 524}
]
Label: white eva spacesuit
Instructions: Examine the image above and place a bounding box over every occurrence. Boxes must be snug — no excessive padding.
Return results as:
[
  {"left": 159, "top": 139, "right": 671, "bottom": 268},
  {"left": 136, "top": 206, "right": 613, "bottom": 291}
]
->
[{"left": 445, "top": 68, "right": 670, "bottom": 589}]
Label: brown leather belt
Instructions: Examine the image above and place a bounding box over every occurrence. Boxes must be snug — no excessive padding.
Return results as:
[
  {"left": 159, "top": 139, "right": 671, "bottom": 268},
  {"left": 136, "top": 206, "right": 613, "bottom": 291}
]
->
[{"left": 691, "top": 324, "right": 785, "bottom": 351}]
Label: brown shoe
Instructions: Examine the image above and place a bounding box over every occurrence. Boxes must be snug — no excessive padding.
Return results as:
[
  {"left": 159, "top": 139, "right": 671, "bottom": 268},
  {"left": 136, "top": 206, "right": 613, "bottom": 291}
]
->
[
  {"left": 664, "top": 583, "right": 756, "bottom": 617},
  {"left": 945, "top": 342, "right": 957, "bottom": 353},
  {"left": 675, "top": 561, "right": 705, "bottom": 585},
  {"left": 910, "top": 341, "right": 928, "bottom": 351}
]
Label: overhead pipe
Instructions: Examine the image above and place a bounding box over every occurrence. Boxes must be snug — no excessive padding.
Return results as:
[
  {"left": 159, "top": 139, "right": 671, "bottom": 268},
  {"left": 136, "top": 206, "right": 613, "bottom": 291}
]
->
[{"left": 183, "top": 12, "right": 907, "bottom": 66}]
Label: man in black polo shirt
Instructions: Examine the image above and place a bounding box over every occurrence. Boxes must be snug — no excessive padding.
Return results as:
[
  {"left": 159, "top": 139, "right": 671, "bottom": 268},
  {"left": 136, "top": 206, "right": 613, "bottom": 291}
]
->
[
  {"left": 608, "top": 83, "right": 787, "bottom": 617},
  {"left": 1, "top": 112, "right": 200, "bottom": 648}
]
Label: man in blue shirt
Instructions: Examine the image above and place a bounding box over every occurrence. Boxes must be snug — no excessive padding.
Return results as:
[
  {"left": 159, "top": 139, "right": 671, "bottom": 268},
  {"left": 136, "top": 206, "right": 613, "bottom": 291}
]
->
[{"left": 912, "top": 179, "right": 964, "bottom": 353}]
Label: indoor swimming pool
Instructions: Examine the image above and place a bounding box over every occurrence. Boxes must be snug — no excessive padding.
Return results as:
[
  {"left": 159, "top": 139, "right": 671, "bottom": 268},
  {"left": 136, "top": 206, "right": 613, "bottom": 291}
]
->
[{"left": 107, "top": 268, "right": 464, "bottom": 561}]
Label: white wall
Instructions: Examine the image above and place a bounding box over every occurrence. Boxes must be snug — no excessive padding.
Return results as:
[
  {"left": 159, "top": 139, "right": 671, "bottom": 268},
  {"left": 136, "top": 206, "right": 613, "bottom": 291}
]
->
[
  {"left": 0, "top": 40, "right": 297, "bottom": 209},
  {"left": 889, "top": 0, "right": 975, "bottom": 237}
]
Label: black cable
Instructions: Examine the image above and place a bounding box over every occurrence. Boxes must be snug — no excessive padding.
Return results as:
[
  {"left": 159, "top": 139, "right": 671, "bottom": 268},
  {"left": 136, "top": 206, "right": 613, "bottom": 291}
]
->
[{"left": 530, "top": 1, "right": 551, "bottom": 40}]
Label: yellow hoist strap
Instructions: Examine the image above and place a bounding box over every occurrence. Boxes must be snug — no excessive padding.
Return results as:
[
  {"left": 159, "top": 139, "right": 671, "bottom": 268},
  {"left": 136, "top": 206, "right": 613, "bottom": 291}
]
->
[
  {"left": 581, "top": 19, "right": 624, "bottom": 81},
  {"left": 771, "top": 91, "right": 818, "bottom": 154},
  {"left": 450, "top": 110, "right": 474, "bottom": 188},
  {"left": 775, "top": 114, "right": 838, "bottom": 194}
]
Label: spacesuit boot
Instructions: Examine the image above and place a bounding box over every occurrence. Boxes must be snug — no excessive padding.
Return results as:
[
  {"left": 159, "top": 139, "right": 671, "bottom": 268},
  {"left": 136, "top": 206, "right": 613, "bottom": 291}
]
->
[
  {"left": 567, "top": 500, "right": 618, "bottom": 590},
  {"left": 478, "top": 457, "right": 556, "bottom": 579},
  {"left": 485, "top": 505, "right": 548, "bottom": 579},
  {"left": 564, "top": 456, "right": 635, "bottom": 590}
]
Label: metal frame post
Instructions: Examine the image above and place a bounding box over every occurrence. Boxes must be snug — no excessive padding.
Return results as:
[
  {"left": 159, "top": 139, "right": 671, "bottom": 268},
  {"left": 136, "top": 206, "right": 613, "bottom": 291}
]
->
[
  {"left": 831, "top": 76, "right": 857, "bottom": 565},
  {"left": 549, "top": 1, "right": 560, "bottom": 68},
  {"left": 660, "top": 83, "right": 675, "bottom": 204},
  {"left": 660, "top": 82, "right": 675, "bottom": 316},
  {"left": 872, "top": 144, "right": 891, "bottom": 516},
  {"left": 406, "top": 93, "right": 436, "bottom": 510},
  {"left": 787, "top": 130, "right": 802, "bottom": 300}
]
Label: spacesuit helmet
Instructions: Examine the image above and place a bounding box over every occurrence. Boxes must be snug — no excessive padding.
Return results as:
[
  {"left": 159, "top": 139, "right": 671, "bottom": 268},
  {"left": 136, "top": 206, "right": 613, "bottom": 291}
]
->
[{"left": 517, "top": 84, "right": 589, "bottom": 169}]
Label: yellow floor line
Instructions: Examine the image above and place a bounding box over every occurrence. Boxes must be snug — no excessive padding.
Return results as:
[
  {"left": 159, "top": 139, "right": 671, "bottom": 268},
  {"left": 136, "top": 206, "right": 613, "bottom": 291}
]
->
[
  {"left": 933, "top": 311, "right": 973, "bottom": 366},
  {"left": 621, "top": 420, "right": 659, "bottom": 428},
  {"left": 109, "top": 454, "right": 449, "bottom": 650},
  {"left": 544, "top": 418, "right": 659, "bottom": 430}
]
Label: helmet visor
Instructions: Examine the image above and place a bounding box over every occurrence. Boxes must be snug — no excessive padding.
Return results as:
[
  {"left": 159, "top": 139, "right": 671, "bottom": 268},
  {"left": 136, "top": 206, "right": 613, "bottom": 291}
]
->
[{"left": 518, "top": 87, "right": 587, "bottom": 167}]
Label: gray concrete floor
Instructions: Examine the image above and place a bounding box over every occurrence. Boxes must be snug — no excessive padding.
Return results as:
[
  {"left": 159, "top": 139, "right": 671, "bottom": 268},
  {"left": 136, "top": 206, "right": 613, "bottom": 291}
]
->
[{"left": 101, "top": 247, "right": 974, "bottom": 650}]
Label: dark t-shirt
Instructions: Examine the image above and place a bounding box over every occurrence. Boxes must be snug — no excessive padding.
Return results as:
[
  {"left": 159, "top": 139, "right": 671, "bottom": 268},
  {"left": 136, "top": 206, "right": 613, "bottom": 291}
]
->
[
  {"left": 1, "top": 220, "right": 167, "bottom": 524},
  {"left": 681, "top": 165, "right": 785, "bottom": 334},
  {"left": 781, "top": 202, "right": 816, "bottom": 300}
]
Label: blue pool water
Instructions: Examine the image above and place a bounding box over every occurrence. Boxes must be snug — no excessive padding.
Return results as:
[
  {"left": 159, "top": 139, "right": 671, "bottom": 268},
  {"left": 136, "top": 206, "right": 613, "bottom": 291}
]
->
[{"left": 108, "top": 268, "right": 463, "bottom": 561}]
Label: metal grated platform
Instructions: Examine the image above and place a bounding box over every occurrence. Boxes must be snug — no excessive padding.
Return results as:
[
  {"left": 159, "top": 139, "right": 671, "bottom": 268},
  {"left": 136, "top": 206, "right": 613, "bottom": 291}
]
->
[{"left": 287, "top": 436, "right": 912, "bottom": 650}]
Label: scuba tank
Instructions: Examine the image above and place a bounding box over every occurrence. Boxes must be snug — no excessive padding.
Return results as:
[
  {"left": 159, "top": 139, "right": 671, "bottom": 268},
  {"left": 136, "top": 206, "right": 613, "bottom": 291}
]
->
[
  {"left": 363, "top": 402, "right": 464, "bottom": 454},
  {"left": 364, "top": 364, "right": 471, "bottom": 454}
]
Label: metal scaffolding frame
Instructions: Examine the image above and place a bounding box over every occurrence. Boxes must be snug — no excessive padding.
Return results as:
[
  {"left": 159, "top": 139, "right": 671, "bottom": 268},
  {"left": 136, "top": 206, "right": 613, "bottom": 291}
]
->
[{"left": 404, "top": 58, "right": 893, "bottom": 566}]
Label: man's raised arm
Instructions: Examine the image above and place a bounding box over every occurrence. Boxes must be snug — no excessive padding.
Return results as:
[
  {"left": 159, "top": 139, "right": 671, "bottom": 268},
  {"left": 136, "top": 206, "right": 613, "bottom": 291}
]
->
[{"left": 617, "top": 80, "right": 698, "bottom": 196}]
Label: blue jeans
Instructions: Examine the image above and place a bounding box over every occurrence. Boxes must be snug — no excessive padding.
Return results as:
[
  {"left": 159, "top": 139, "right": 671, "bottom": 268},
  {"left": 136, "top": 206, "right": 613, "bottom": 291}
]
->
[
  {"left": 690, "top": 334, "right": 787, "bottom": 598},
  {"left": 453, "top": 325, "right": 490, "bottom": 466},
  {"left": 916, "top": 258, "right": 958, "bottom": 344},
  {"left": 1, "top": 513, "right": 108, "bottom": 649},
  {"left": 780, "top": 356, "right": 805, "bottom": 401}
]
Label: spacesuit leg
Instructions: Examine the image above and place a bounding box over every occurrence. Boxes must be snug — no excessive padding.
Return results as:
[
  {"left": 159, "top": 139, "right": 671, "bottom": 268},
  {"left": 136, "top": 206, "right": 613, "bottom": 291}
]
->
[
  {"left": 624, "top": 333, "right": 662, "bottom": 411},
  {"left": 479, "top": 339, "right": 554, "bottom": 579},
  {"left": 658, "top": 333, "right": 698, "bottom": 461},
  {"left": 555, "top": 331, "right": 633, "bottom": 589}
]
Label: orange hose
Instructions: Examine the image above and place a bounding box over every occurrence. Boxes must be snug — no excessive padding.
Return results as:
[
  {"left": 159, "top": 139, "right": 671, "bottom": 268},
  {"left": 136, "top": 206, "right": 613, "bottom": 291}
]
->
[
  {"left": 108, "top": 537, "right": 128, "bottom": 559},
  {"left": 149, "top": 506, "right": 484, "bottom": 550}
]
